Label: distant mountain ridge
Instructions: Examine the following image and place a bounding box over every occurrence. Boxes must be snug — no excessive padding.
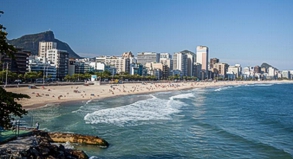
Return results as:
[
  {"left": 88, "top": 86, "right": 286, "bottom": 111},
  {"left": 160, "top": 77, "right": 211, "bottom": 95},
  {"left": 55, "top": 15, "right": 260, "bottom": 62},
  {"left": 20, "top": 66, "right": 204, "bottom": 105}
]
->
[
  {"left": 7, "top": 31, "right": 80, "bottom": 58},
  {"left": 261, "top": 62, "right": 277, "bottom": 70}
]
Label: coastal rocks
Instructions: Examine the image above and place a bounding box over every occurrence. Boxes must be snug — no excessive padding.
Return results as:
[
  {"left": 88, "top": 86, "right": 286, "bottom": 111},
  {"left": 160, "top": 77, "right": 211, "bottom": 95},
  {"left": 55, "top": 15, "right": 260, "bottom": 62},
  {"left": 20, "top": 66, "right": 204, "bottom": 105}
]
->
[
  {"left": 0, "top": 137, "right": 89, "bottom": 159},
  {"left": 48, "top": 132, "right": 109, "bottom": 148},
  {"left": 0, "top": 130, "right": 109, "bottom": 158}
]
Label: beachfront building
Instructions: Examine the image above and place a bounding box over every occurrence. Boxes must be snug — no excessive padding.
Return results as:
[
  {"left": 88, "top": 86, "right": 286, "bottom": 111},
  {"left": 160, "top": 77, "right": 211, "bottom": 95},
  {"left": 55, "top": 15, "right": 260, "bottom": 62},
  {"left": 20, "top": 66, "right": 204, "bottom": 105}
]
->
[
  {"left": 46, "top": 49, "right": 69, "bottom": 80},
  {"left": 122, "top": 51, "right": 135, "bottom": 62},
  {"left": 261, "top": 67, "right": 267, "bottom": 73},
  {"left": 39, "top": 42, "right": 57, "bottom": 62},
  {"left": 130, "top": 63, "right": 143, "bottom": 76},
  {"left": 28, "top": 55, "right": 57, "bottom": 80},
  {"left": 242, "top": 66, "right": 254, "bottom": 79},
  {"left": 173, "top": 52, "right": 187, "bottom": 77},
  {"left": 105, "top": 56, "right": 129, "bottom": 74},
  {"left": 180, "top": 50, "right": 196, "bottom": 77},
  {"left": 268, "top": 67, "right": 277, "bottom": 79},
  {"left": 228, "top": 65, "right": 241, "bottom": 78},
  {"left": 68, "top": 59, "right": 76, "bottom": 76},
  {"left": 75, "top": 61, "right": 95, "bottom": 74},
  {"left": 196, "top": 46, "right": 209, "bottom": 79},
  {"left": 290, "top": 71, "right": 293, "bottom": 80},
  {"left": 170, "top": 69, "right": 182, "bottom": 78},
  {"left": 193, "top": 63, "right": 202, "bottom": 80},
  {"left": 282, "top": 71, "right": 290, "bottom": 79},
  {"left": 254, "top": 65, "right": 261, "bottom": 73},
  {"left": 137, "top": 52, "right": 159, "bottom": 66},
  {"left": 96, "top": 56, "right": 130, "bottom": 74},
  {"left": 160, "top": 53, "right": 172, "bottom": 77},
  {"left": 1, "top": 48, "right": 31, "bottom": 75},
  {"left": 210, "top": 58, "right": 219, "bottom": 70},
  {"left": 145, "top": 62, "right": 169, "bottom": 79},
  {"left": 122, "top": 52, "right": 135, "bottom": 73},
  {"left": 213, "top": 63, "right": 229, "bottom": 79}
]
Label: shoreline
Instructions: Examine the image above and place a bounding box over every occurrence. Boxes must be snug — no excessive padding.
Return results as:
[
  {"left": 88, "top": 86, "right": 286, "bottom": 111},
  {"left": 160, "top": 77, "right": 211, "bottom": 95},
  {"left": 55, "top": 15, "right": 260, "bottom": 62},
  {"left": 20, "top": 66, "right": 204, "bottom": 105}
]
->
[{"left": 5, "top": 80, "right": 293, "bottom": 110}]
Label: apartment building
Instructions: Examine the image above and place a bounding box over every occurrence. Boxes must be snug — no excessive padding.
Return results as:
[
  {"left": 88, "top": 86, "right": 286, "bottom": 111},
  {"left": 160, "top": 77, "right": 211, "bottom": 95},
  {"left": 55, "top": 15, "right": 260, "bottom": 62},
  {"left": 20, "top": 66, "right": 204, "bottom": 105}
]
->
[
  {"left": 39, "top": 42, "right": 57, "bottom": 62},
  {"left": 137, "top": 52, "right": 159, "bottom": 66},
  {"left": 196, "top": 46, "right": 209, "bottom": 78},
  {"left": 46, "top": 49, "right": 68, "bottom": 80}
]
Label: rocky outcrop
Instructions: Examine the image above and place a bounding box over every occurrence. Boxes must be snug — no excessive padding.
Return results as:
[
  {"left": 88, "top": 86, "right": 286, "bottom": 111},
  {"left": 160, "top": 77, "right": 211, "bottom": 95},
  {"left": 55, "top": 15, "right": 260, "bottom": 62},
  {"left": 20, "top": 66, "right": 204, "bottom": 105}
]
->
[
  {"left": 0, "top": 130, "right": 89, "bottom": 159},
  {"left": 7, "top": 31, "right": 80, "bottom": 58},
  {"left": 48, "top": 132, "right": 109, "bottom": 148},
  {"left": 0, "top": 130, "right": 109, "bottom": 158}
]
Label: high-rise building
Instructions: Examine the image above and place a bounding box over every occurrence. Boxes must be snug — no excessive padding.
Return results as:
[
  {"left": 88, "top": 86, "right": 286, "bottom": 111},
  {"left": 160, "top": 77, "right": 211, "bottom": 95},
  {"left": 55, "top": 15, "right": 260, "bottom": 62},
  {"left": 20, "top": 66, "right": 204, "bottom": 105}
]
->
[
  {"left": 213, "top": 63, "right": 229, "bottom": 78},
  {"left": 254, "top": 65, "right": 261, "bottom": 73},
  {"left": 122, "top": 52, "right": 135, "bottom": 73},
  {"left": 1, "top": 48, "right": 31, "bottom": 75},
  {"left": 137, "top": 52, "right": 159, "bottom": 66},
  {"left": 196, "top": 46, "right": 209, "bottom": 78},
  {"left": 268, "top": 67, "right": 276, "bottom": 78},
  {"left": 160, "top": 53, "right": 172, "bottom": 59},
  {"left": 39, "top": 42, "right": 57, "bottom": 61},
  {"left": 193, "top": 63, "right": 202, "bottom": 79},
  {"left": 228, "top": 65, "right": 240, "bottom": 78},
  {"left": 173, "top": 52, "right": 187, "bottom": 76},
  {"left": 46, "top": 49, "right": 68, "bottom": 80},
  {"left": 181, "top": 50, "right": 196, "bottom": 77},
  {"left": 160, "top": 53, "right": 172, "bottom": 76},
  {"left": 210, "top": 58, "right": 219, "bottom": 69},
  {"left": 96, "top": 56, "right": 130, "bottom": 74}
]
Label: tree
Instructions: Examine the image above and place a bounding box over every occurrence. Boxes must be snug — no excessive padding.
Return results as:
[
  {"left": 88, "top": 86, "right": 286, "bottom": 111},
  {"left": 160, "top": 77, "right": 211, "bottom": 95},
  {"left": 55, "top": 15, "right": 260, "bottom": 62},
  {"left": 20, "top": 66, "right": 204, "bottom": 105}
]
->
[
  {"left": 0, "top": 14, "right": 15, "bottom": 60},
  {"left": 0, "top": 11, "right": 30, "bottom": 129},
  {"left": 0, "top": 87, "right": 30, "bottom": 128}
]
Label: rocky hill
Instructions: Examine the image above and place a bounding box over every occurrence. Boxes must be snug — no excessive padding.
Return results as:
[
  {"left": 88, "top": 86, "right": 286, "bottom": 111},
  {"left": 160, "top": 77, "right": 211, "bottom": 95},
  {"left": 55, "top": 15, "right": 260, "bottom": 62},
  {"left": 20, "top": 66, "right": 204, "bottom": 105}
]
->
[
  {"left": 7, "top": 31, "right": 80, "bottom": 58},
  {"left": 261, "top": 62, "right": 277, "bottom": 70}
]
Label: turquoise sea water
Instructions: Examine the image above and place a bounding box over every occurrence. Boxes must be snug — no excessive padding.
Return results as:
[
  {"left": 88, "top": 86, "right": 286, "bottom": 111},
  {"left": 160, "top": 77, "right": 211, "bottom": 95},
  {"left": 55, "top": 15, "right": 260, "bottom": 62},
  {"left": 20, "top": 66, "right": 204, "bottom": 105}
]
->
[{"left": 23, "top": 83, "right": 293, "bottom": 158}]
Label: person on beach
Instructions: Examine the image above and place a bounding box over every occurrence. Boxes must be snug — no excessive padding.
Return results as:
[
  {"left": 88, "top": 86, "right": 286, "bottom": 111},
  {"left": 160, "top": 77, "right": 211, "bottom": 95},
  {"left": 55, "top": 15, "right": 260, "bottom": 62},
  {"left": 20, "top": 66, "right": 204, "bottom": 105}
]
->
[{"left": 36, "top": 122, "right": 39, "bottom": 130}]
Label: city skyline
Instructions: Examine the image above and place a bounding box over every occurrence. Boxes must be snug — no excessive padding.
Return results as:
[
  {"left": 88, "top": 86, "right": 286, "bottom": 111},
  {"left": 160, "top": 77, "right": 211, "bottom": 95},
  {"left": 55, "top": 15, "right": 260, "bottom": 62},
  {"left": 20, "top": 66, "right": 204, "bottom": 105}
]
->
[{"left": 1, "top": 0, "right": 293, "bottom": 70}]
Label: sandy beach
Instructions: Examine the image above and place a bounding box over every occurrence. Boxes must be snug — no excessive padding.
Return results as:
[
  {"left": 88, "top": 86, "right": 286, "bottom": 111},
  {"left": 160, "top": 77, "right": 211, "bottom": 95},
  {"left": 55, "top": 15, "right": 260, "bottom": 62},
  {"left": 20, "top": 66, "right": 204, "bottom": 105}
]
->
[{"left": 4, "top": 80, "right": 292, "bottom": 110}]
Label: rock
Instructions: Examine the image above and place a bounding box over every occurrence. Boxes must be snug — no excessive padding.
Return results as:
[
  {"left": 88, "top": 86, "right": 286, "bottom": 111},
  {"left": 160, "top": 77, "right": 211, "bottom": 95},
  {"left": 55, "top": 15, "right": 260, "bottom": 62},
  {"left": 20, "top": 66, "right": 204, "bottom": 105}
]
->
[
  {"left": 48, "top": 132, "right": 109, "bottom": 147},
  {"left": 69, "top": 150, "right": 89, "bottom": 159},
  {"left": 0, "top": 130, "right": 106, "bottom": 158}
]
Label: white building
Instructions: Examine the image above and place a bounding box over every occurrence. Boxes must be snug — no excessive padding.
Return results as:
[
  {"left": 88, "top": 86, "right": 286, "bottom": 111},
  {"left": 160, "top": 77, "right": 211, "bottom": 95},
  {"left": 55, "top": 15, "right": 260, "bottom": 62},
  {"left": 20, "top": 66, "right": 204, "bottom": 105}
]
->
[
  {"left": 268, "top": 67, "right": 276, "bottom": 78},
  {"left": 228, "top": 65, "right": 241, "bottom": 78},
  {"left": 160, "top": 53, "right": 172, "bottom": 59},
  {"left": 39, "top": 42, "right": 57, "bottom": 62},
  {"left": 46, "top": 49, "right": 69, "bottom": 80},
  {"left": 96, "top": 56, "right": 130, "bottom": 74},
  {"left": 173, "top": 52, "right": 187, "bottom": 76},
  {"left": 196, "top": 46, "right": 208, "bottom": 78},
  {"left": 28, "top": 55, "right": 57, "bottom": 80},
  {"left": 281, "top": 71, "right": 290, "bottom": 79},
  {"left": 137, "top": 52, "right": 159, "bottom": 66}
]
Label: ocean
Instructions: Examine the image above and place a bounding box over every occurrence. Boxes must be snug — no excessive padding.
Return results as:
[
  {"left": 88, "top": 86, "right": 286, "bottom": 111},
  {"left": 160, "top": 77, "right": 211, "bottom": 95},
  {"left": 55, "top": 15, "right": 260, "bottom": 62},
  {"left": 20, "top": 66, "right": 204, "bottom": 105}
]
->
[{"left": 23, "top": 83, "right": 293, "bottom": 158}]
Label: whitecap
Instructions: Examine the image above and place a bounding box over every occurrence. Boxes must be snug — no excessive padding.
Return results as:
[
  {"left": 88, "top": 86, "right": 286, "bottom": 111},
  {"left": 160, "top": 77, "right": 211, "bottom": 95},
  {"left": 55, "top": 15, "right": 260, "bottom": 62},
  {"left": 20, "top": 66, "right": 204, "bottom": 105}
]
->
[
  {"left": 214, "top": 86, "right": 232, "bottom": 92},
  {"left": 84, "top": 94, "right": 188, "bottom": 127}
]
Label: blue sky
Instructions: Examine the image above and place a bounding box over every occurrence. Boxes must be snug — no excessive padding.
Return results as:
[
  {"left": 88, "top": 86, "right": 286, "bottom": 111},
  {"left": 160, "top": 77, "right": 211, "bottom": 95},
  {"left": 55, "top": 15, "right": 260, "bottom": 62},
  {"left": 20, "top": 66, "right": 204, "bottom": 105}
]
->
[{"left": 1, "top": 0, "right": 293, "bottom": 70}]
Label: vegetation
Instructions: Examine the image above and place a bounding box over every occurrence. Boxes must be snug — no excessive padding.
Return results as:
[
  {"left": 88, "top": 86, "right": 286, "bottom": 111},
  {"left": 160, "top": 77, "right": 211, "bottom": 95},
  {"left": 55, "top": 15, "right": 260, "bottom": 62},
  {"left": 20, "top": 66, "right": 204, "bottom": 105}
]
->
[
  {"left": 0, "top": 87, "right": 29, "bottom": 128},
  {"left": 0, "top": 11, "right": 30, "bottom": 129}
]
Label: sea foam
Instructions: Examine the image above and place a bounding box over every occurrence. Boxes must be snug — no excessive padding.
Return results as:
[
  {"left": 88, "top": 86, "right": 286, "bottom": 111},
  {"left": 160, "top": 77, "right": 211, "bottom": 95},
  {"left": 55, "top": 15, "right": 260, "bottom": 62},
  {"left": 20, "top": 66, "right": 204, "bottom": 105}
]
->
[{"left": 84, "top": 93, "right": 194, "bottom": 127}]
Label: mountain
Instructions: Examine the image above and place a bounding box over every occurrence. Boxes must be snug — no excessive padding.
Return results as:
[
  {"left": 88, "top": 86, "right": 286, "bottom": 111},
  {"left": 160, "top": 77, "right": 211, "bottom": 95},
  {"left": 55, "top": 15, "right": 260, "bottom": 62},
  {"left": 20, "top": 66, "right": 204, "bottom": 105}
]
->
[
  {"left": 261, "top": 62, "right": 277, "bottom": 70},
  {"left": 7, "top": 31, "right": 80, "bottom": 58},
  {"left": 180, "top": 50, "right": 195, "bottom": 54}
]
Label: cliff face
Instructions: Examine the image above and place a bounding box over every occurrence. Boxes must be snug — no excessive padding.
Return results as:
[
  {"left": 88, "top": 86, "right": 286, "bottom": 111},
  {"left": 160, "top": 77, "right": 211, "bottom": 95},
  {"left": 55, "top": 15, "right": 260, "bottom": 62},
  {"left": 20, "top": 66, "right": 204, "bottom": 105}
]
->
[{"left": 7, "top": 31, "right": 80, "bottom": 58}]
